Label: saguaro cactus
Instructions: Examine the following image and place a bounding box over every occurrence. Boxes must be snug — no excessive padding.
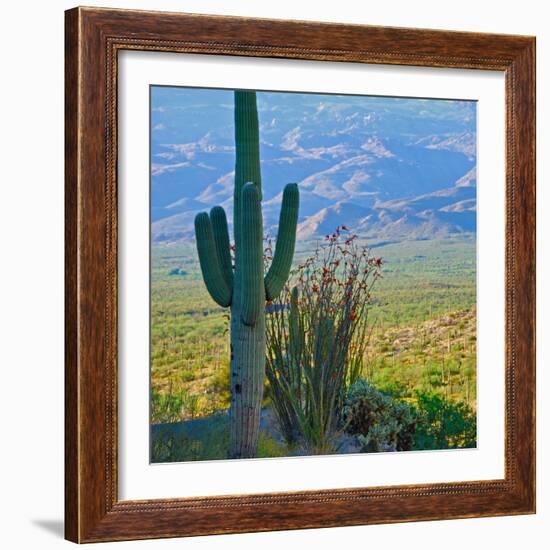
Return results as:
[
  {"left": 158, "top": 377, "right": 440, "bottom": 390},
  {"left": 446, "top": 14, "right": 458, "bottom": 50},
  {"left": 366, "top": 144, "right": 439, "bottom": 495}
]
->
[{"left": 194, "top": 91, "right": 300, "bottom": 458}]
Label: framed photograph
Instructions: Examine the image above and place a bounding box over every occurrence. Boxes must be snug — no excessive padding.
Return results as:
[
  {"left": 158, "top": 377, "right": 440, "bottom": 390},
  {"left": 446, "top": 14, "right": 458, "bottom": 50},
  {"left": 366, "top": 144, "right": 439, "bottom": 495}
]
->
[{"left": 65, "top": 7, "right": 535, "bottom": 543}]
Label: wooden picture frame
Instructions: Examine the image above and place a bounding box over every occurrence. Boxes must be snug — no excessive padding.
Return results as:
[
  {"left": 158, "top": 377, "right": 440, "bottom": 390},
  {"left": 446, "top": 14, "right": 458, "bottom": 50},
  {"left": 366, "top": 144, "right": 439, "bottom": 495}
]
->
[{"left": 65, "top": 6, "right": 536, "bottom": 543}]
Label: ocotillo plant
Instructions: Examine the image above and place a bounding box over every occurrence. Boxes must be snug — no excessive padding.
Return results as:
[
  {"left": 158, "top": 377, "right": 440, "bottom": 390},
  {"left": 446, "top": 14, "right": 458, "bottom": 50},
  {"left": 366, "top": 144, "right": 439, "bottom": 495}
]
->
[
  {"left": 194, "top": 91, "right": 299, "bottom": 458},
  {"left": 265, "top": 228, "right": 383, "bottom": 453}
]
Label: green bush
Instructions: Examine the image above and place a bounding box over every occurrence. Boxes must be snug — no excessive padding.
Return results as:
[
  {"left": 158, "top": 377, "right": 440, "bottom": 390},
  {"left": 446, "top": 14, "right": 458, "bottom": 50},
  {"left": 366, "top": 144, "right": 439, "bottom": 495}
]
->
[
  {"left": 342, "top": 380, "right": 416, "bottom": 452},
  {"left": 413, "top": 391, "right": 476, "bottom": 450},
  {"left": 168, "top": 267, "right": 188, "bottom": 276},
  {"left": 151, "top": 388, "right": 186, "bottom": 424},
  {"left": 341, "top": 381, "right": 476, "bottom": 453},
  {"left": 151, "top": 385, "right": 203, "bottom": 423}
]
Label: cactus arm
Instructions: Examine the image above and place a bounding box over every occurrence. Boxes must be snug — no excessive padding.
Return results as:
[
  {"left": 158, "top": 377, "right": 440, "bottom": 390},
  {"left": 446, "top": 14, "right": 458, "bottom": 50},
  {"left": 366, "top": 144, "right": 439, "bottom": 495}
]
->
[
  {"left": 265, "top": 183, "right": 300, "bottom": 301},
  {"left": 210, "top": 206, "right": 234, "bottom": 291},
  {"left": 194, "top": 212, "right": 232, "bottom": 307},
  {"left": 240, "top": 182, "right": 264, "bottom": 326}
]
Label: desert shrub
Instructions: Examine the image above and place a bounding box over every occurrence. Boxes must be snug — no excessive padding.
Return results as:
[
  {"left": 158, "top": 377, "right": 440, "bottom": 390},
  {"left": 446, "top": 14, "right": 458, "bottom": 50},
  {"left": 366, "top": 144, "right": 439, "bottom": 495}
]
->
[
  {"left": 413, "top": 391, "right": 476, "bottom": 450},
  {"left": 339, "top": 382, "right": 476, "bottom": 453},
  {"left": 151, "top": 384, "right": 203, "bottom": 423},
  {"left": 265, "top": 228, "right": 382, "bottom": 454},
  {"left": 168, "top": 267, "right": 187, "bottom": 276},
  {"left": 179, "top": 369, "right": 196, "bottom": 383},
  {"left": 342, "top": 380, "right": 416, "bottom": 452},
  {"left": 151, "top": 387, "right": 186, "bottom": 424},
  {"left": 256, "top": 432, "right": 288, "bottom": 458},
  {"left": 376, "top": 381, "right": 409, "bottom": 399}
]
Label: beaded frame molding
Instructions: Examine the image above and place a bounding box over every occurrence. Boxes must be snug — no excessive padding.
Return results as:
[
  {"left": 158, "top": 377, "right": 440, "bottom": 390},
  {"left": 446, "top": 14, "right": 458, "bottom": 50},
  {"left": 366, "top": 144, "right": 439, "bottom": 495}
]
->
[{"left": 65, "top": 6, "right": 536, "bottom": 543}]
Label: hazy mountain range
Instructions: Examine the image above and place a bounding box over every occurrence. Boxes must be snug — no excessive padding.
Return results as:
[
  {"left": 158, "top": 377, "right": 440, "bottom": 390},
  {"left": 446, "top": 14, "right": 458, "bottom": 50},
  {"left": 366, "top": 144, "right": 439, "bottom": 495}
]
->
[{"left": 150, "top": 87, "right": 477, "bottom": 243}]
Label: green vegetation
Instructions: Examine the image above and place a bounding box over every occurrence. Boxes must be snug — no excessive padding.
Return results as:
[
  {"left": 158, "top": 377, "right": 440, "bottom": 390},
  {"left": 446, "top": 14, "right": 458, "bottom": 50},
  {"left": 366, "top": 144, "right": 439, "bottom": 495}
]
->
[
  {"left": 412, "top": 390, "right": 476, "bottom": 449},
  {"left": 366, "top": 308, "right": 476, "bottom": 404},
  {"left": 342, "top": 380, "right": 475, "bottom": 453},
  {"left": 150, "top": 382, "right": 476, "bottom": 462},
  {"left": 343, "top": 380, "right": 417, "bottom": 452},
  {"left": 355, "top": 235, "right": 476, "bottom": 327},
  {"left": 150, "top": 233, "right": 477, "bottom": 460}
]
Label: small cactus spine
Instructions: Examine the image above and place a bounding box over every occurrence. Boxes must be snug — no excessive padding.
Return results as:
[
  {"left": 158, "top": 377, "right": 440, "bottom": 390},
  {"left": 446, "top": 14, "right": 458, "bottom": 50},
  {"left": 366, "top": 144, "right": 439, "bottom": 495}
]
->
[{"left": 194, "top": 90, "right": 300, "bottom": 458}]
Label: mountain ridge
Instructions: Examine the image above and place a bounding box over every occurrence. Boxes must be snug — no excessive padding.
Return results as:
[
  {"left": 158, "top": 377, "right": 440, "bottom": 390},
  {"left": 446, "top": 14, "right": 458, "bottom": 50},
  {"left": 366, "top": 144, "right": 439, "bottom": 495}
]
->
[{"left": 150, "top": 90, "right": 477, "bottom": 243}]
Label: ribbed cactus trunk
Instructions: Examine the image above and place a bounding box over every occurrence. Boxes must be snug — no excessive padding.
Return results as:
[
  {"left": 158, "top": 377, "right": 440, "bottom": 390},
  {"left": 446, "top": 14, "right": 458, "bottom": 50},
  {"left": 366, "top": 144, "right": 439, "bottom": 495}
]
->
[
  {"left": 230, "top": 92, "right": 266, "bottom": 458},
  {"left": 194, "top": 90, "right": 300, "bottom": 458}
]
